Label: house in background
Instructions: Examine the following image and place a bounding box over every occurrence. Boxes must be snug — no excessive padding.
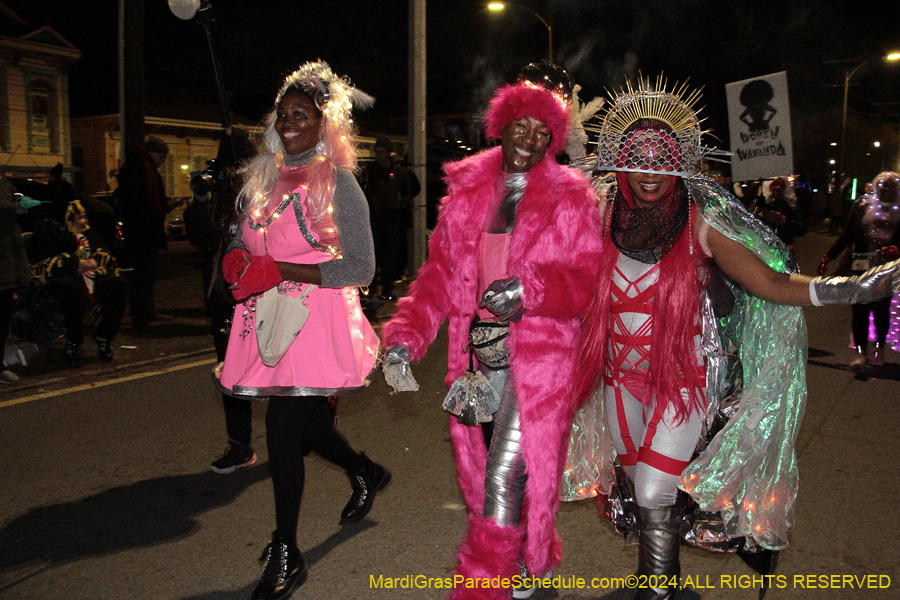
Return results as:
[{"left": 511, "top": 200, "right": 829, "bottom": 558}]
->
[
  {"left": 0, "top": 3, "right": 81, "bottom": 180},
  {"left": 70, "top": 76, "right": 265, "bottom": 199}
]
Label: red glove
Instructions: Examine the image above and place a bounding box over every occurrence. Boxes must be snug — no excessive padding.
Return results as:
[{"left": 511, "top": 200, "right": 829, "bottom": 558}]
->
[
  {"left": 231, "top": 254, "right": 282, "bottom": 300},
  {"left": 817, "top": 254, "right": 830, "bottom": 276},
  {"left": 879, "top": 245, "right": 900, "bottom": 262},
  {"left": 223, "top": 249, "right": 251, "bottom": 284}
]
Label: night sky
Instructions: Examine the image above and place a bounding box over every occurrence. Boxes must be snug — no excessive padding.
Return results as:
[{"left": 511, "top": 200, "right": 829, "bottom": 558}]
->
[{"left": 6, "top": 0, "right": 899, "bottom": 183}]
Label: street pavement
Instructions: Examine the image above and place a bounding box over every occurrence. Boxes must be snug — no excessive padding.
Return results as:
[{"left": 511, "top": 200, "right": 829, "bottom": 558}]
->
[{"left": 1, "top": 227, "right": 898, "bottom": 600}]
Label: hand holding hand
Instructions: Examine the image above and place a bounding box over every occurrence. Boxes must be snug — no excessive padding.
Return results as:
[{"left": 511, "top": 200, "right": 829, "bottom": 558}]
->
[
  {"left": 78, "top": 258, "right": 98, "bottom": 272},
  {"left": 479, "top": 277, "right": 524, "bottom": 322}
]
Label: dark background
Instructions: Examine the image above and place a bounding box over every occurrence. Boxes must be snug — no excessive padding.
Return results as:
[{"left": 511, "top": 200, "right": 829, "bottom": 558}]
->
[{"left": 6, "top": 0, "right": 900, "bottom": 184}]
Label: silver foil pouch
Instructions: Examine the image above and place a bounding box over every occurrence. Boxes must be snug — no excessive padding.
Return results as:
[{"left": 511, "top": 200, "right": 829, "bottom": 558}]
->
[
  {"left": 442, "top": 369, "right": 500, "bottom": 426},
  {"left": 469, "top": 320, "right": 510, "bottom": 368}
]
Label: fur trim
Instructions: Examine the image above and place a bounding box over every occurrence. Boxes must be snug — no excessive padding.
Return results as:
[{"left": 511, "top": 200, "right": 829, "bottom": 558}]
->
[
  {"left": 382, "top": 146, "right": 603, "bottom": 576},
  {"left": 484, "top": 84, "right": 570, "bottom": 157},
  {"left": 448, "top": 516, "right": 524, "bottom": 600}
]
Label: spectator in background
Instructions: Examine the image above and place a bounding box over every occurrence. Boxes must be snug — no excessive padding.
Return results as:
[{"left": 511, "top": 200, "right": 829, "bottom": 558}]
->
[
  {"left": 27, "top": 200, "right": 127, "bottom": 365},
  {"left": 820, "top": 171, "right": 900, "bottom": 372},
  {"left": 362, "top": 136, "right": 417, "bottom": 301},
  {"left": 0, "top": 177, "right": 31, "bottom": 384},
  {"left": 396, "top": 153, "right": 421, "bottom": 281},
  {"left": 184, "top": 120, "right": 260, "bottom": 475},
  {"left": 116, "top": 136, "right": 175, "bottom": 328},
  {"left": 751, "top": 176, "right": 806, "bottom": 251}
]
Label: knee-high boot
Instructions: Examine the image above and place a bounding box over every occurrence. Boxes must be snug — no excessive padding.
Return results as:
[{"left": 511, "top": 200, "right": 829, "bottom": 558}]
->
[
  {"left": 635, "top": 505, "right": 681, "bottom": 600},
  {"left": 448, "top": 515, "right": 523, "bottom": 600}
]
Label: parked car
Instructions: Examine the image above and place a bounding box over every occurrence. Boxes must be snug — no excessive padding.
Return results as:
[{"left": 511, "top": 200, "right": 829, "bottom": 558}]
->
[{"left": 167, "top": 216, "right": 187, "bottom": 241}]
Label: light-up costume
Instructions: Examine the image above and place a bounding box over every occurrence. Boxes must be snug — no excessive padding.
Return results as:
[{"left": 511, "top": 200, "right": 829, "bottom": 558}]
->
[
  {"left": 822, "top": 172, "right": 900, "bottom": 369},
  {"left": 218, "top": 61, "right": 389, "bottom": 600},
  {"left": 564, "top": 78, "right": 809, "bottom": 600}
]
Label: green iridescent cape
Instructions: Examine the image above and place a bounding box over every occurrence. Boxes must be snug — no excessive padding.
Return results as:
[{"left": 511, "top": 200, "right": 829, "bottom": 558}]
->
[{"left": 562, "top": 175, "right": 807, "bottom": 551}]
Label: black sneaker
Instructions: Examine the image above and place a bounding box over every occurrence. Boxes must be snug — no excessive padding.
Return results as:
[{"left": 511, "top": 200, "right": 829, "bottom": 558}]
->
[
  {"left": 96, "top": 337, "right": 114, "bottom": 363},
  {"left": 209, "top": 441, "right": 257, "bottom": 474},
  {"left": 65, "top": 341, "right": 81, "bottom": 367}
]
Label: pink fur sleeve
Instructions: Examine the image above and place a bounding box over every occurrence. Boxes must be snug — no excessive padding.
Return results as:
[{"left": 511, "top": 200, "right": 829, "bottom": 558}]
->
[{"left": 518, "top": 187, "right": 603, "bottom": 318}]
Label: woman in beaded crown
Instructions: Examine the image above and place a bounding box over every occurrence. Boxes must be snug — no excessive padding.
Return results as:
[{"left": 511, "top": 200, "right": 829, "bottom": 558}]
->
[{"left": 567, "top": 75, "right": 900, "bottom": 600}]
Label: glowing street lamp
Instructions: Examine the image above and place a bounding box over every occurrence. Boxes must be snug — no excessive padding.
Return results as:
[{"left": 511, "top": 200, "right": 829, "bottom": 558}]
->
[
  {"left": 488, "top": 2, "right": 553, "bottom": 63},
  {"left": 833, "top": 52, "right": 900, "bottom": 207}
]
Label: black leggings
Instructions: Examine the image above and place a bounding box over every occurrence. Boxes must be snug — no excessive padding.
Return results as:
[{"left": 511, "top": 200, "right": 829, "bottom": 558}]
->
[
  {"left": 266, "top": 396, "right": 366, "bottom": 546},
  {"left": 851, "top": 297, "right": 891, "bottom": 352}
]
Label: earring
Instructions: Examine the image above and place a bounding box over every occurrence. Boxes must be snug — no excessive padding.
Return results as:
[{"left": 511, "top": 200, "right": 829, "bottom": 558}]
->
[{"left": 316, "top": 140, "right": 326, "bottom": 156}]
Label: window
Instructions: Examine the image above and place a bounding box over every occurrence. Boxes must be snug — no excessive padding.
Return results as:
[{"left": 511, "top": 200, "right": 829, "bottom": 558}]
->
[{"left": 27, "top": 78, "right": 57, "bottom": 153}]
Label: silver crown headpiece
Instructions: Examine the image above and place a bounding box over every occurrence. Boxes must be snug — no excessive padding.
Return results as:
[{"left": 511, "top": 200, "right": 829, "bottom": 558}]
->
[{"left": 588, "top": 75, "right": 723, "bottom": 177}]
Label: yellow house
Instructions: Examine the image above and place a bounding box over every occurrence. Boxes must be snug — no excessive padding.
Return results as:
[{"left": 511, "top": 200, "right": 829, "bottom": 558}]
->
[{"left": 0, "top": 4, "right": 81, "bottom": 180}]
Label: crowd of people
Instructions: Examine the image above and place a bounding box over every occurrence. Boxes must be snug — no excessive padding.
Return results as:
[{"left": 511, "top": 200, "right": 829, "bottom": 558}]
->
[{"left": 4, "top": 57, "right": 900, "bottom": 600}]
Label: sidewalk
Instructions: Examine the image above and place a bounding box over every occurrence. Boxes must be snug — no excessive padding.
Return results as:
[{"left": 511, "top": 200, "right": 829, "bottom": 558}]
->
[{"left": 0, "top": 240, "right": 409, "bottom": 399}]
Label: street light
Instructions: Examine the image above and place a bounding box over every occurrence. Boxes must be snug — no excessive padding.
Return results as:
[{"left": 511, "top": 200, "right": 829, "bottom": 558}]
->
[
  {"left": 831, "top": 52, "right": 900, "bottom": 222},
  {"left": 487, "top": 2, "right": 552, "bottom": 63},
  {"left": 168, "top": 0, "right": 233, "bottom": 130}
]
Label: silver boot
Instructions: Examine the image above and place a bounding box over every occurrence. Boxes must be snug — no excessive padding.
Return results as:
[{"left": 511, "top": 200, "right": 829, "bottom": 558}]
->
[{"left": 635, "top": 505, "right": 681, "bottom": 600}]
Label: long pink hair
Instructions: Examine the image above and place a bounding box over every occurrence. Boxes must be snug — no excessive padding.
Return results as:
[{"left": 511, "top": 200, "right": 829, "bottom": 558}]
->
[{"left": 575, "top": 179, "right": 706, "bottom": 424}]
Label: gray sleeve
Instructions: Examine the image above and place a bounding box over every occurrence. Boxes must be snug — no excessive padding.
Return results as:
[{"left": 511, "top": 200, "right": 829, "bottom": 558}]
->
[
  {"left": 318, "top": 167, "right": 376, "bottom": 288},
  {"left": 227, "top": 215, "right": 248, "bottom": 253}
]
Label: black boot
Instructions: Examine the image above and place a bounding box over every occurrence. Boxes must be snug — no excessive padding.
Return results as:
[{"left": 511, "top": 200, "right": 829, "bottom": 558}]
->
[
  {"left": 635, "top": 505, "right": 682, "bottom": 600},
  {"left": 251, "top": 531, "right": 307, "bottom": 600},
  {"left": 339, "top": 454, "right": 391, "bottom": 524}
]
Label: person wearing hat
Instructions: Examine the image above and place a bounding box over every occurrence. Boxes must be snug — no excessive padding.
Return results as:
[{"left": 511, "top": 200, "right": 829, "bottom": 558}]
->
[
  {"left": 380, "top": 78, "right": 603, "bottom": 599},
  {"left": 567, "top": 77, "right": 900, "bottom": 600},
  {"left": 361, "top": 136, "right": 417, "bottom": 301},
  {"left": 26, "top": 199, "right": 127, "bottom": 365},
  {"left": 116, "top": 136, "right": 175, "bottom": 328},
  {"left": 217, "top": 61, "right": 388, "bottom": 600}
]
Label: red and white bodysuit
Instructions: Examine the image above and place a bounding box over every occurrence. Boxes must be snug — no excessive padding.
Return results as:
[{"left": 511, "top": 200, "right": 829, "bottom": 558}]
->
[{"left": 605, "top": 250, "right": 707, "bottom": 509}]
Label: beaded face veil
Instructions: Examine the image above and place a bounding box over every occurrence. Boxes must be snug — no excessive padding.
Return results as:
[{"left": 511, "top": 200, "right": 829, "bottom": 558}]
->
[{"left": 589, "top": 75, "right": 715, "bottom": 177}]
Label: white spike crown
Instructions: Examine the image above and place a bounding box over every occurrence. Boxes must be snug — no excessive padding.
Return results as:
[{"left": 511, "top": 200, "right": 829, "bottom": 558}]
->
[{"left": 588, "top": 75, "right": 720, "bottom": 177}]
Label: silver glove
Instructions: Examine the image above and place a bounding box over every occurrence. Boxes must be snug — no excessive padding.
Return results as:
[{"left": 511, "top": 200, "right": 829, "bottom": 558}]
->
[
  {"left": 384, "top": 345, "right": 411, "bottom": 365},
  {"left": 812, "top": 259, "right": 900, "bottom": 305},
  {"left": 479, "top": 277, "right": 524, "bottom": 322},
  {"left": 382, "top": 345, "right": 418, "bottom": 393}
]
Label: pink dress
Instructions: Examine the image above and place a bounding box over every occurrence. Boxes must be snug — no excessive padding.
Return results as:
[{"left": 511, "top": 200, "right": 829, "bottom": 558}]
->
[
  {"left": 219, "top": 165, "right": 380, "bottom": 397},
  {"left": 476, "top": 232, "right": 511, "bottom": 320}
]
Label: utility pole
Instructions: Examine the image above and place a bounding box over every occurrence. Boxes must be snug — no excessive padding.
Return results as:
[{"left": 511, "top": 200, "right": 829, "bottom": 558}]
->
[
  {"left": 119, "top": 0, "right": 145, "bottom": 164},
  {"left": 409, "top": 0, "right": 427, "bottom": 272}
]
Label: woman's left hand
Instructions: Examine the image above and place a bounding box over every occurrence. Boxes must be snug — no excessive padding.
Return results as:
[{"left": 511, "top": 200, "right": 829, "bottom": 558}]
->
[{"left": 479, "top": 277, "right": 525, "bottom": 322}]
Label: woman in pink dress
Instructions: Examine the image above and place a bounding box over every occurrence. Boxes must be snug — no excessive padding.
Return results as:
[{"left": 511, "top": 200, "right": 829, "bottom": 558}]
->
[{"left": 218, "top": 61, "right": 388, "bottom": 600}]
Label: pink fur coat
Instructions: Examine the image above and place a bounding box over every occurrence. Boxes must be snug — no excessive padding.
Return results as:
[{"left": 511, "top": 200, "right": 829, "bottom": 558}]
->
[{"left": 382, "top": 146, "right": 603, "bottom": 575}]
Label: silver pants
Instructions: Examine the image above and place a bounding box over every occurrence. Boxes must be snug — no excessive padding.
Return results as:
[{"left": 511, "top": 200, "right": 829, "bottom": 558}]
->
[{"left": 480, "top": 363, "right": 527, "bottom": 526}]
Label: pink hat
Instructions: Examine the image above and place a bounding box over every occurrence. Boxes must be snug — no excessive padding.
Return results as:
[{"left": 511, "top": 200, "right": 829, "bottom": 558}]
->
[{"left": 484, "top": 83, "right": 570, "bottom": 157}]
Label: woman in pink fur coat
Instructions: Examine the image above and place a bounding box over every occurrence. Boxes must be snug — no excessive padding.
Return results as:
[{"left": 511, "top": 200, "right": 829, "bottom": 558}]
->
[{"left": 381, "top": 81, "right": 603, "bottom": 599}]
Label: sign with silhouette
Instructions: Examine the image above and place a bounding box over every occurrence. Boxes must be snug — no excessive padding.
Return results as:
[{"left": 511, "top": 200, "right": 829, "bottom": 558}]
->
[{"left": 726, "top": 71, "right": 794, "bottom": 182}]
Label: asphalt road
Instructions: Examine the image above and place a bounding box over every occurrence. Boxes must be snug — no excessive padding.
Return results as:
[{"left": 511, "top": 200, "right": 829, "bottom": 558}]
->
[{"left": 1, "top": 228, "right": 899, "bottom": 600}]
